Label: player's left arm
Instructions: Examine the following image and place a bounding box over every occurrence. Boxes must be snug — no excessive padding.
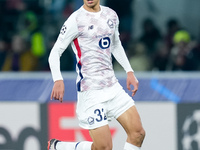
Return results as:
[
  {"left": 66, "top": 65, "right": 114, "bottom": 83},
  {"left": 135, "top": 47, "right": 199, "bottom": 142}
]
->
[
  {"left": 127, "top": 71, "right": 139, "bottom": 97},
  {"left": 112, "top": 40, "right": 139, "bottom": 96},
  {"left": 111, "top": 19, "right": 138, "bottom": 96}
]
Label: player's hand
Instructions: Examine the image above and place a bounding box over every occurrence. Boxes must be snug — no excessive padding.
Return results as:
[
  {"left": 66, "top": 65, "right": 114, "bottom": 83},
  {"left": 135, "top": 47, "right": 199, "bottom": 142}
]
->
[
  {"left": 126, "top": 71, "right": 139, "bottom": 97},
  {"left": 50, "top": 80, "right": 65, "bottom": 103}
]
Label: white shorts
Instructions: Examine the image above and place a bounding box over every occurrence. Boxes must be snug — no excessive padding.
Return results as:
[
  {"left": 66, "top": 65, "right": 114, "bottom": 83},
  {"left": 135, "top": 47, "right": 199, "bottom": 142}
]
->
[{"left": 76, "top": 82, "right": 135, "bottom": 129}]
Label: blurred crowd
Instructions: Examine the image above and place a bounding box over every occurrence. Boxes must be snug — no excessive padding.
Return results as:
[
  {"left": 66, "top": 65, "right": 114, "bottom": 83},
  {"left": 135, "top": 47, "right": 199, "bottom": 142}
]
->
[
  {"left": 0, "top": 0, "right": 200, "bottom": 72},
  {"left": 0, "top": 0, "right": 75, "bottom": 71},
  {"left": 114, "top": 18, "right": 200, "bottom": 71}
]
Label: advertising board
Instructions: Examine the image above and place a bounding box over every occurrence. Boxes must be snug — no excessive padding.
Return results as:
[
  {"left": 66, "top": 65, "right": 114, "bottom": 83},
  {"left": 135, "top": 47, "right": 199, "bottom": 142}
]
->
[
  {"left": 177, "top": 103, "right": 200, "bottom": 150},
  {"left": 0, "top": 103, "right": 47, "bottom": 150},
  {"left": 0, "top": 102, "right": 177, "bottom": 150}
]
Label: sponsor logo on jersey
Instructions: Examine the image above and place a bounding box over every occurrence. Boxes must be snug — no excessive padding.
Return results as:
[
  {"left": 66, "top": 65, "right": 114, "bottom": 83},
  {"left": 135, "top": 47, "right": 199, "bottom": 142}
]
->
[
  {"left": 99, "top": 37, "right": 111, "bottom": 49},
  {"left": 88, "top": 25, "right": 94, "bottom": 30}
]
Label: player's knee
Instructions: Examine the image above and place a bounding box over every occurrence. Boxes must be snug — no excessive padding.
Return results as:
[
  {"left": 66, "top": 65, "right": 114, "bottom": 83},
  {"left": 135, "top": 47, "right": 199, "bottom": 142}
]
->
[
  {"left": 139, "top": 128, "right": 145, "bottom": 141},
  {"left": 136, "top": 127, "right": 145, "bottom": 141},
  {"left": 92, "top": 142, "right": 112, "bottom": 150},
  {"left": 129, "top": 127, "right": 145, "bottom": 145}
]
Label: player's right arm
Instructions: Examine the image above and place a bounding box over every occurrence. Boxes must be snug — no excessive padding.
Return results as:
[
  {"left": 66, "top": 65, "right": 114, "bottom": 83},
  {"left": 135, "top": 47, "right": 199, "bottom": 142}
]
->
[
  {"left": 48, "top": 13, "right": 79, "bottom": 102},
  {"left": 50, "top": 80, "right": 65, "bottom": 102}
]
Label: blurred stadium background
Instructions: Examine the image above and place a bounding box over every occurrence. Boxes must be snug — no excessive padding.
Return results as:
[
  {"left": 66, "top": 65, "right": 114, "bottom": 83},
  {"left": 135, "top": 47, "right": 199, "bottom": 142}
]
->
[{"left": 0, "top": 0, "right": 200, "bottom": 150}]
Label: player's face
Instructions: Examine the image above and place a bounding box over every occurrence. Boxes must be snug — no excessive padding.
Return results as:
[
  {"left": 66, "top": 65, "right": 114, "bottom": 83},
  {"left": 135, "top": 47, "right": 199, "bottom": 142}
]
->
[{"left": 83, "top": 0, "right": 100, "bottom": 12}]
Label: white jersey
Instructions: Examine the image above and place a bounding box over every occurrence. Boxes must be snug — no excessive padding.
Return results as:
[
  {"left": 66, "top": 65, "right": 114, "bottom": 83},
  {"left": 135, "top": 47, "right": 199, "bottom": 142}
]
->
[{"left": 49, "top": 5, "right": 133, "bottom": 91}]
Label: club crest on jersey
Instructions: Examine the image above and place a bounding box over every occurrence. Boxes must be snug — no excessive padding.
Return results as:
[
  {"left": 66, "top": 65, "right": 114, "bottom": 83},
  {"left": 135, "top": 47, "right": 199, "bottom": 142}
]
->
[
  {"left": 107, "top": 19, "right": 114, "bottom": 28},
  {"left": 60, "top": 25, "right": 67, "bottom": 35}
]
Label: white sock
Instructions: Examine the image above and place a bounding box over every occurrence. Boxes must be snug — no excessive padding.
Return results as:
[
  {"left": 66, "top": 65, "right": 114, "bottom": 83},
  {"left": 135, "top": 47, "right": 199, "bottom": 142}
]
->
[
  {"left": 56, "top": 141, "right": 92, "bottom": 150},
  {"left": 124, "top": 142, "right": 141, "bottom": 150},
  {"left": 75, "top": 141, "right": 92, "bottom": 150},
  {"left": 56, "top": 141, "right": 77, "bottom": 150}
]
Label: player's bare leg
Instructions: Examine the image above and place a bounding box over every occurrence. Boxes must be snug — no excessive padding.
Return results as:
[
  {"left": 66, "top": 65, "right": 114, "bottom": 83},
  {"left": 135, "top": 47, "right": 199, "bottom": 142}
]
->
[
  {"left": 89, "top": 125, "right": 113, "bottom": 150},
  {"left": 117, "top": 105, "right": 145, "bottom": 149}
]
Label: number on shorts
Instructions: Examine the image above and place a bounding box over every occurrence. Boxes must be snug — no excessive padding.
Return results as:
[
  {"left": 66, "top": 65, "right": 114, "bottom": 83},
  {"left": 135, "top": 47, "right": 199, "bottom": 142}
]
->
[{"left": 94, "top": 108, "right": 107, "bottom": 122}]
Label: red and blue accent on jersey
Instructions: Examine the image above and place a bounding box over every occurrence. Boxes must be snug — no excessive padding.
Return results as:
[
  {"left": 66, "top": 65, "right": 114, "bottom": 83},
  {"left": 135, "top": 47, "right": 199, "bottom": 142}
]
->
[{"left": 74, "top": 38, "right": 83, "bottom": 91}]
